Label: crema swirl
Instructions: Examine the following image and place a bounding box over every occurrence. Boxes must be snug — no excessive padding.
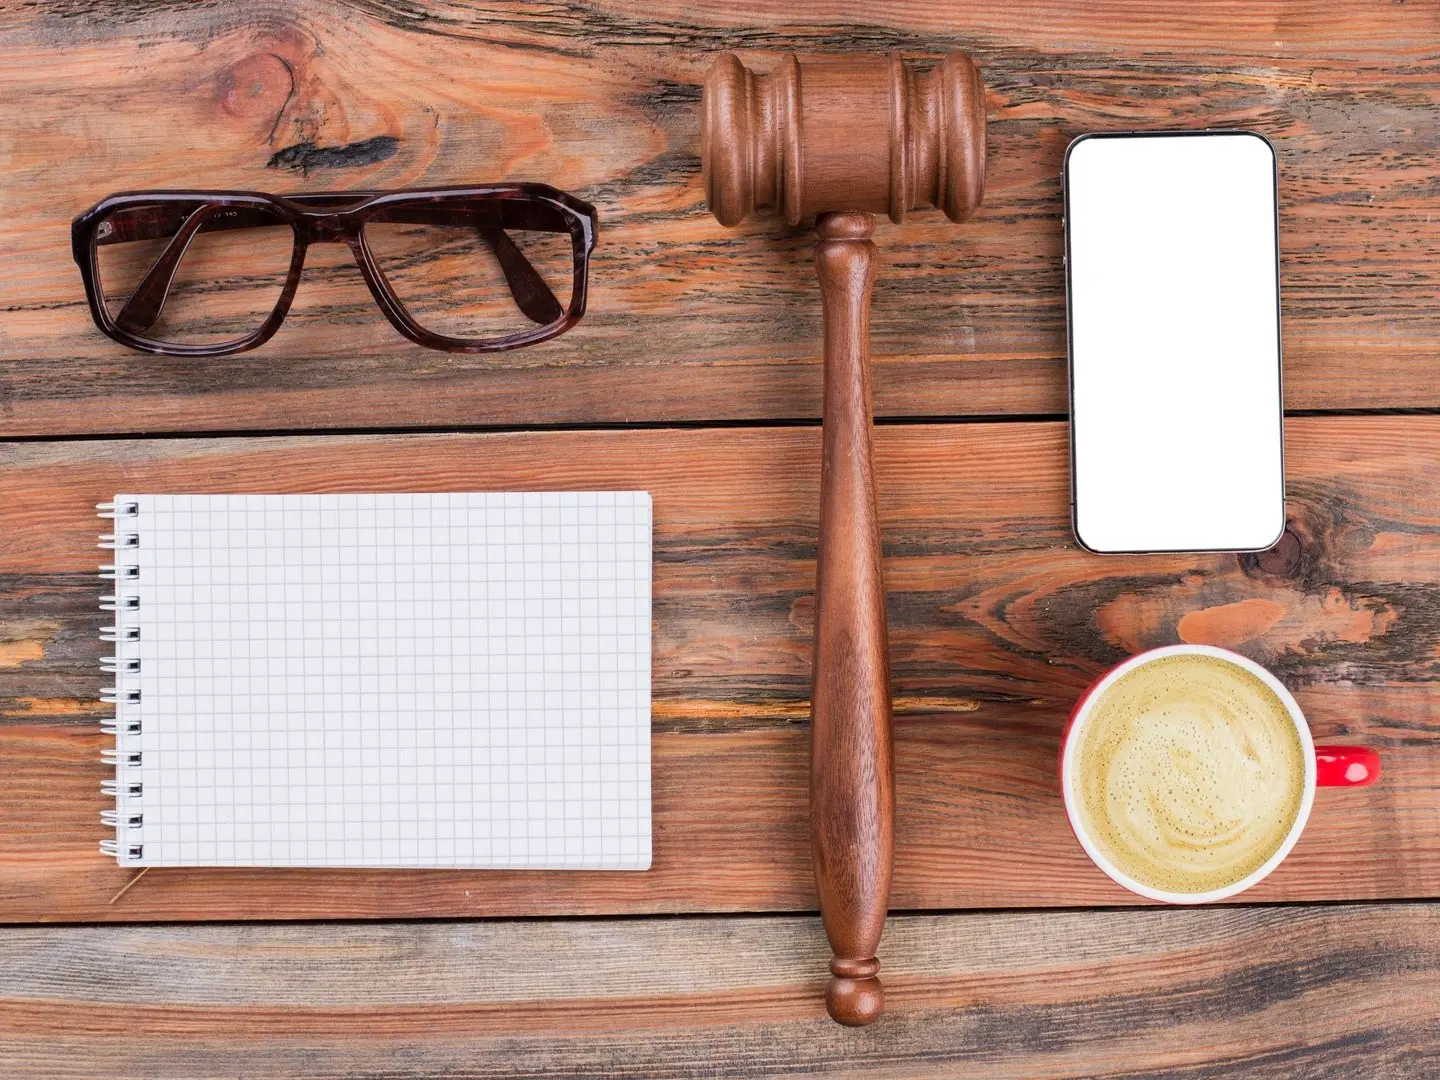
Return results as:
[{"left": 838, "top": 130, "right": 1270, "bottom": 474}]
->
[{"left": 1071, "top": 654, "right": 1305, "bottom": 895}]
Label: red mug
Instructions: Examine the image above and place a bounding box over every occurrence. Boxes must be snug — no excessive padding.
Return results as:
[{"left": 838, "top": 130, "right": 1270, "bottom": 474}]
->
[{"left": 1060, "top": 644, "right": 1380, "bottom": 903}]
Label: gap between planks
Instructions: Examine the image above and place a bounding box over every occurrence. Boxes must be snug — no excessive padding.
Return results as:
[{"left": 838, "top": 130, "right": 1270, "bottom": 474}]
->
[{"left": 10, "top": 407, "right": 1440, "bottom": 445}]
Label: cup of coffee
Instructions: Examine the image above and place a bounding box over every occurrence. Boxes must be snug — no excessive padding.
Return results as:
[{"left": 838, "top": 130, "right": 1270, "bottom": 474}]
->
[{"left": 1061, "top": 644, "right": 1379, "bottom": 903}]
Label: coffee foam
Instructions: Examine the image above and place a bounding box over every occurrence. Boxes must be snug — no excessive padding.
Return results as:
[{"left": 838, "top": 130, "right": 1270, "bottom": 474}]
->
[{"left": 1071, "top": 654, "right": 1305, "bottom": 895}]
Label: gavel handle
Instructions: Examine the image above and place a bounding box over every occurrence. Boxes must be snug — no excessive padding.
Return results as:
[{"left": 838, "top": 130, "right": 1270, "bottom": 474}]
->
[{"left": 810, "top": 211, "right": 895, "bottom": 1027}]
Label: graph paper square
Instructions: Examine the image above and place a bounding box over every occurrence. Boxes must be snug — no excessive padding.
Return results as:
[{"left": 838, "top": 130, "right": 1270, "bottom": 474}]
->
[{"left": 107, "top": 492, "right": 652, "bottom": 869}]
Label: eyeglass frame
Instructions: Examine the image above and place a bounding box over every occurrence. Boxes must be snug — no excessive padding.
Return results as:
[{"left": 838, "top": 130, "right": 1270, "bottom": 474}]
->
[{"left": 71, "top": 182, "right": 597, "bottom": 357}]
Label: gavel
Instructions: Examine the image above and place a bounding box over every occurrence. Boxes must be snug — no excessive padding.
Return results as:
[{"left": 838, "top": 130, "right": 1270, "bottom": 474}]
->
[{"left": 701, "top": 52, "right": 986, "bottom": 1026}]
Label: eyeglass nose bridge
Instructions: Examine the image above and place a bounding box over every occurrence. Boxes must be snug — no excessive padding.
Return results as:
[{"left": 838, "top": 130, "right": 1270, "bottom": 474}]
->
[{"left": 294, "top": 214, "right": 364, "bottom": 247}]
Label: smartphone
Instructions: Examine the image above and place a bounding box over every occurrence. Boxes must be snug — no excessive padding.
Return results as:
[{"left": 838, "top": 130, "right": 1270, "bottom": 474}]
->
[{"left": 1063, "top": 130, "right": 1285, "bottom": 554}]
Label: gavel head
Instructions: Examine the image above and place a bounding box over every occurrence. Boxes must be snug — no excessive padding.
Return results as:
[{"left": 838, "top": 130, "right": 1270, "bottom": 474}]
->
[{"left": 702, "top": 51, "right": 986, "bottom": 228}]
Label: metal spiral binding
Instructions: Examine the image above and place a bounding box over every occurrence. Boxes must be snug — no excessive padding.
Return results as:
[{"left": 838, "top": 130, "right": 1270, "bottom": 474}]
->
[
  {"left": 100, "top": 839, "right": 144, "bottom": 859},
  {"left": 98, "top": 499, "right": 144, "bottom": 864}
]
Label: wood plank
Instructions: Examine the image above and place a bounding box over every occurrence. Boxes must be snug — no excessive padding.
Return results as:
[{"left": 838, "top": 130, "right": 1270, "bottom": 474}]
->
[
  {"left": 1, "top": 1, "right": 1437, "bottom": 434},
  {"left": 0, "top": 904, "right": 1436, "bottom": 1078},
  {"left": 2, "top": 416, "right": 1437, "bottom": 920}
]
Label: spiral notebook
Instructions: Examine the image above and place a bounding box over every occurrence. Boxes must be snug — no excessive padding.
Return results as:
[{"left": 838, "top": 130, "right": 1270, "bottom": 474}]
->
[{"left": 99, "top": 491, "right": 652, "bottom": 870}]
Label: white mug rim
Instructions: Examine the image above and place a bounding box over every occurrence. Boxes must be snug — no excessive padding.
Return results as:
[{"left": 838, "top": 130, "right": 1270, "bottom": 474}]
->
[{"left": 1061, "top": 643, "right": 1317, "bottom": 904}]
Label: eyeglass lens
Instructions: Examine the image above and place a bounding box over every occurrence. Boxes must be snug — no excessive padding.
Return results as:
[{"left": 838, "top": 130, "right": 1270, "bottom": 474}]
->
[
  {"left": 363, "top": 199, "right": 575, "bottom": 340},
  {"left": 94, "top": 202, "right": 294, "bottom": 347}
]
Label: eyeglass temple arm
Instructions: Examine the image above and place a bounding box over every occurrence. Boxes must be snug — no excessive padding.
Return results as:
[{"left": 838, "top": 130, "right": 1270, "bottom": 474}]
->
[
  {"left": 475, "top": 221, "right": 564, "bottom": 326},
  {"left": 106, "top": 202, "right": 564, "bottom": 334},
  {"left": 112, "top": 207, "right": 215, "bottom": 335}
]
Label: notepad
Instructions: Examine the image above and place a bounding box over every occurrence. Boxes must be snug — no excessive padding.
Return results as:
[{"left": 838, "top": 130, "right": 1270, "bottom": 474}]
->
[{"left": 99, "top": 492, "right": 652, "bottom": 870}]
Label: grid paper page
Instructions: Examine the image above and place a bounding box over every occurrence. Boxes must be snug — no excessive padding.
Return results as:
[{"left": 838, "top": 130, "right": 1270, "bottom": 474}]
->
[{"left": 110, "top": 492, "right": 651, "bottom": 869}]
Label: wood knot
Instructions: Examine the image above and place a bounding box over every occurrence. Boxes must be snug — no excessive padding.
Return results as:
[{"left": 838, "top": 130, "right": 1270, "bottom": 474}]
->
[
  {"left": 214, "top": 53, "right": 295, "bottom": 134},
  {"left": 1240, "top": 525, "right": 1303, "bottom": 580},
  {"left": 267, "top": 135, "right": 400, "bottom": 174}
]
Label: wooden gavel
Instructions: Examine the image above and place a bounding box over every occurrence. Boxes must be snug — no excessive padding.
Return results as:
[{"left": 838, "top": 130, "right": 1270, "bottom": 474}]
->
[{"left": 701, "top": 52, "right": 986, "bottom": 1026}]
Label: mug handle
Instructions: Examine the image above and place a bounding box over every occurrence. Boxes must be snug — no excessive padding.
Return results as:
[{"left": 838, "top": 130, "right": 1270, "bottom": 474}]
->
[{"left": 1315, "top": 746, "right": 1381, "bottom": 787}]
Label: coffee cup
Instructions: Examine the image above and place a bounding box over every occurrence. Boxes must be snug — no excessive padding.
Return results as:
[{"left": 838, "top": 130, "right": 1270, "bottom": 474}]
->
[{"left": 1061, "top": 644, "right": 1379, "bottom": 903}]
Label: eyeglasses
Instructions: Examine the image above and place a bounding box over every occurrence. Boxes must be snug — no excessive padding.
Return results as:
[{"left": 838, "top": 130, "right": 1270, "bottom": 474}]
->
[{"left": 72, "top": 184, "right": 597, "bottom": 356}]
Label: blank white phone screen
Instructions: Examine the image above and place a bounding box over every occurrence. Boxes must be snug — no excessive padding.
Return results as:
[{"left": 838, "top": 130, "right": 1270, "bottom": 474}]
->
[{"left": 1066, "top": 132, "right": 1284, "bottom": 553}]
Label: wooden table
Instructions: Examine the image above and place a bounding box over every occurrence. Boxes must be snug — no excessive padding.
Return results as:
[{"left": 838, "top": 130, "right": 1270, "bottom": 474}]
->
[{"left": 2, "top": 2, "right": 1438, "bottom": 1075}]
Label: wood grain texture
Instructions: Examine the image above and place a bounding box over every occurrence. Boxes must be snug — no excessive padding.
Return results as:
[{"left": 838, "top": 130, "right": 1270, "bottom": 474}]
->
[
  {"left": 1, "top": 1, "right": 1438, "bottom": 434},
  {"left": 0, "top": 904, "right": 1437, "bottom": 1078},
  {"left": 2, "top": 416, "right": 1438, "bottom": 921}
]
